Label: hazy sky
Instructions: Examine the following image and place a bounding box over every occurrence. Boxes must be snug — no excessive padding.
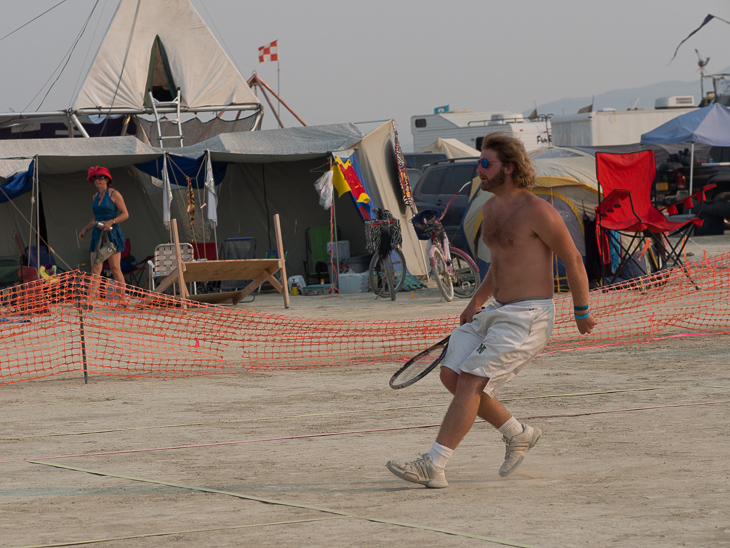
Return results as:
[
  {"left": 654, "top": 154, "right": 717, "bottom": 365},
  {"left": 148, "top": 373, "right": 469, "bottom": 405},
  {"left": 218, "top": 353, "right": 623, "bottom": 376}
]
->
[{"left": 2, "top": 0, "right": 730, "bottom": 149}]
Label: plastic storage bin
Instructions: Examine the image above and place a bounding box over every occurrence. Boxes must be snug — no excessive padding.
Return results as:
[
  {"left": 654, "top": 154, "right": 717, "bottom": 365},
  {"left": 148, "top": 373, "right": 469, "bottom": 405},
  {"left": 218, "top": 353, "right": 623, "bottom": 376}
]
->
[
  {"left": 301, "top": 283, "right": 333, "bottom": 296},
  {"left": 344, "top": 254, "right": 371, "bottom": 274},
  {"left": 338, "top": 271, "right": 369, "bottom": 294},
  {"left": 326, "top": 240, "right": 350, "bottom": 260}
]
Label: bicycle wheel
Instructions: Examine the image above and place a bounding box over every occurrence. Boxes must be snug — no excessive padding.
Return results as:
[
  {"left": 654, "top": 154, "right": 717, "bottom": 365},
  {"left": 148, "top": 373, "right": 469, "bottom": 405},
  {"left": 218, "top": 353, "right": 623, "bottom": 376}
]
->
[
  {"left": 390, "top": 248, "right": 407, "bottom": 293},
  {"left": 369, "top": 253, "right": 396, "bottom": 300},
  {"left": 369, "top": 250, "right": 406, "bottom": 297},
  {"left": 450, "top": 247, "right": 481, "bottom": 298},
  {"left": 432, "top": 246, "right": 454, "bottom": 302},
  {"left": 384, "top": 255, "right": 396, "bottom": 300}
]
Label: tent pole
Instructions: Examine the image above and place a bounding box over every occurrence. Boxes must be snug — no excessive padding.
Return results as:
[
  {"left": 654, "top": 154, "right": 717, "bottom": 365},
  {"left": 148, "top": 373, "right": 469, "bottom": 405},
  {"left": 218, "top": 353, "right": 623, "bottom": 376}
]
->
[
  {"left": 248, "top": 73, "right": 307, "bottom": 127},
  {"left": 35, "top": 159, "right": 40, "bottom": 270},
  {"left": 26, "top": 162, "right": 34, "bottom": 267},
  {"left": 420, "top": 240, "right": 431, "bottom": 281},
  {"left": 332, "top": 192, "right": 339, "bottom": 289},
  {"left": 214, "top": 226, "right": 219, "bottom": 260},
  {"left": 258, "top": 84, "right": 285, "bottom": 129},
  {"left": 70, "top": 113, "right": 90, "bottom": 138},
  {"left": 689, "top": 142, "right": 695, "bottom": 196}
]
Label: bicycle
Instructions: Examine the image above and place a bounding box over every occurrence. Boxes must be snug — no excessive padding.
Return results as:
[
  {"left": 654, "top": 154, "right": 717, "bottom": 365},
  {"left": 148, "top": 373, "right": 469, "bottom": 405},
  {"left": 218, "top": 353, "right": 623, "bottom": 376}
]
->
[
  {"left": 411, "top": 208, "right": 481, "bottom": 302},
  {"left": 365, "top": 208, "right": 406, "bottom": 301}
]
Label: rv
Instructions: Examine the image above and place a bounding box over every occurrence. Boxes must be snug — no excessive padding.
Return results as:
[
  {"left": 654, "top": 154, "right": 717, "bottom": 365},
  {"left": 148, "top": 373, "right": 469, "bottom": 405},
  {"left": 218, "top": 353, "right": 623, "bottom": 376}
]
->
[
  {"left": 411, "top": 111, "right": 551, "bottom": 153},
  {"left": 551, "top": 97, "right": 697, "bottom": 147}
]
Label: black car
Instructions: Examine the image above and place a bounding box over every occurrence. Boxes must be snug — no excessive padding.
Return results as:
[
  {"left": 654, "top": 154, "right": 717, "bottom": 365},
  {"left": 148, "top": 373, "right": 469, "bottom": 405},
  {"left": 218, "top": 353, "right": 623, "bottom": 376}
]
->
[
  {"left": 652, "top": 147, "right": 730, "bottom": 231},
  {"left": 403, "top": 152, "right": 448, "bottom": 171},
  {"left": 653, "top": 147, "right": 730, "bottom": 206},
  {"left": 411, "top": 157, "right": 478, "bottom": 248}
]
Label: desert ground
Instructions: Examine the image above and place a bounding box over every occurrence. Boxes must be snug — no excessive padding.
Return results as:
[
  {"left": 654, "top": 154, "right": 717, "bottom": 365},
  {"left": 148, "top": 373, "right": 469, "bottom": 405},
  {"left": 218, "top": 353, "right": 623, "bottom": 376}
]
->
[{"left": 1, "top": 234, "right": 729, "bottom": 547}]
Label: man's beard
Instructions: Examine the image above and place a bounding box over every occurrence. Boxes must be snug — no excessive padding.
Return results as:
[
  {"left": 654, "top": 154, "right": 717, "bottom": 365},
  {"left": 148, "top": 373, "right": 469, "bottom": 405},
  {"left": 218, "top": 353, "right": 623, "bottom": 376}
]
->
[{"left": 481, "top": 167, "right": 506, "bottom": 191}]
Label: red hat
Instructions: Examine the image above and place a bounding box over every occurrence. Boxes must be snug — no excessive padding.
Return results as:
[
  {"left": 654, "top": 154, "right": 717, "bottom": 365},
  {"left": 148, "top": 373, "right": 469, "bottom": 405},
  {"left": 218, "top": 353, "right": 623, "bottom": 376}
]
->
[{"left": 87, "top": 166, "right": 112, "bottom": 183}]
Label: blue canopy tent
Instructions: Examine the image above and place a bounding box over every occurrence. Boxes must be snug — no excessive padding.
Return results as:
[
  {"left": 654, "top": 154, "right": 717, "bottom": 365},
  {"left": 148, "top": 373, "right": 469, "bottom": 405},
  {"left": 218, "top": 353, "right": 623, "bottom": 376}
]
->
[
  {"left": 641, "top": 103, "right": 730, "bottom": 194},
  {"left": 0, "top": 160, "right": 35, "bottom": 204},
  {"left": 136, "top": 152, "right": 230, "bottom": 234}
]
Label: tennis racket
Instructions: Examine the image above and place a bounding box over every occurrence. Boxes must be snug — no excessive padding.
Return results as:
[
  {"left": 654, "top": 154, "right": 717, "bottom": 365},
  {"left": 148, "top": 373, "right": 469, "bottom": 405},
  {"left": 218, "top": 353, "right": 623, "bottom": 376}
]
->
[{"left": 389, "top": 336, "right": 450, "bottom": 389}]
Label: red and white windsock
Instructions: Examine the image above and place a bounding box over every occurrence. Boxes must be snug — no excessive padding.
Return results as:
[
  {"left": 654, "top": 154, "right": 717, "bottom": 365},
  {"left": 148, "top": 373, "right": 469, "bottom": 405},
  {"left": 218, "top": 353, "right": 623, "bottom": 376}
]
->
[{"left": 258, "top": 40, "right": 279, "bottom": 63}]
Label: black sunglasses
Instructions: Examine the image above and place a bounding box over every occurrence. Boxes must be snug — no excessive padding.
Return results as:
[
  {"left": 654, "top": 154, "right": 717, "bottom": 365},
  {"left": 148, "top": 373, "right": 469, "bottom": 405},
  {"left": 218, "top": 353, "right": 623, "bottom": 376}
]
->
[{"left": 478, "top": 158, "right": 502, "bottom": 169}]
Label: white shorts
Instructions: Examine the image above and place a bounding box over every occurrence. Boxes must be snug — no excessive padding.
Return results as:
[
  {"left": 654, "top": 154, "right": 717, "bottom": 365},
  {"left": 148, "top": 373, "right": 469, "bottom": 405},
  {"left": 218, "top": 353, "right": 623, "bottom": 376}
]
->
[{"left": 441, "top": 298, "right": 555, "bottom": 398}]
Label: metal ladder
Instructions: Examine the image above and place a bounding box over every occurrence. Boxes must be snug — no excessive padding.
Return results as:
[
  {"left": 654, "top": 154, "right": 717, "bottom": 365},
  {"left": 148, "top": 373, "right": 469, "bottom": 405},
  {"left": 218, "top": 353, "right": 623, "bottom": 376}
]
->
[{"left": 149, "top": 88, "right": 183, "bottom": 147}]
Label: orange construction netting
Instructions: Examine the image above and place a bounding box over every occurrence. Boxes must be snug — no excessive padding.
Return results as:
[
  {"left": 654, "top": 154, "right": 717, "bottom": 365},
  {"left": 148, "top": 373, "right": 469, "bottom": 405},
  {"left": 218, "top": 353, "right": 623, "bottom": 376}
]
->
[{"left": 1, "top": 252, "right": 729, "bottom": 385}]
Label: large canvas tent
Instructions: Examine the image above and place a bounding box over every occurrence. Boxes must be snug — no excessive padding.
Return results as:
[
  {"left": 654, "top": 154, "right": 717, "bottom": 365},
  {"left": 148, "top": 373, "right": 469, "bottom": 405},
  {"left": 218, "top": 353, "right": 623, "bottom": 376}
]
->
[
  {"left": 72, "top": 0, "right": 260, "bottom": 114},
  {"left": 0, "top": 0, "right": 262, "bottom": 143},
  {"left": 418, "top": 138, "right": 480, "bottom": 158},
  {"left": 0, "top": 122, "right": 428, "bottom": 279}
]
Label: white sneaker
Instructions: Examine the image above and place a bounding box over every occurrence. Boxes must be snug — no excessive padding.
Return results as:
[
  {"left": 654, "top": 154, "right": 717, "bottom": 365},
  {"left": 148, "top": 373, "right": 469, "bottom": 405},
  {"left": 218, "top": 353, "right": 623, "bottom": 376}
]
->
[
  {"left": 386, "top": 453, "right": 448, "bottom": 488},
  {"left": 499, "top": 424, "right": 542, "bottom": 477}
]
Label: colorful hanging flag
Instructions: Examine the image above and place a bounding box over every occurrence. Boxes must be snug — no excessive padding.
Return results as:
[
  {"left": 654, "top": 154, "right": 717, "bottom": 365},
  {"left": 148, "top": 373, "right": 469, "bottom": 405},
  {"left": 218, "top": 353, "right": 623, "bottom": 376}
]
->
[
  {"left": 331, "top": 164, "right": 351, "bottom": 198},
  {"left": 333, "top": 153, "right": 373, "bottom": 220},
  {"left": 258, "top": 40, "right": 279, "bottom": 63},
  {"left": 393, "top": 130, "right": 417, "bottom": 215}
]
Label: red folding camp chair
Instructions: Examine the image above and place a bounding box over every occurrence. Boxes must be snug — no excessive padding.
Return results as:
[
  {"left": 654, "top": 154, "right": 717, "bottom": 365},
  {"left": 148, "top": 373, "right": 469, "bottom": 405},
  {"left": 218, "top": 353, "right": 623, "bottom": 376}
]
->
[
  {"left": 594, "top": 151, "right": 710, "bottom": 283},
  {"left": 192, "top": 241, "right": 218, "bottom": 261}
]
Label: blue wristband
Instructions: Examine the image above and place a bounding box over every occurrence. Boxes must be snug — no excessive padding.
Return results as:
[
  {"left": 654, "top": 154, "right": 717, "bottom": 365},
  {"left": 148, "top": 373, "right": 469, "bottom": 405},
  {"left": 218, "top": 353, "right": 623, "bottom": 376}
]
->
[
  {"left": 574, "top": 304, "right": 589, "bottom": 311},
  {"left": 575, "top": 312, "right": 590, "bottom": 320}
]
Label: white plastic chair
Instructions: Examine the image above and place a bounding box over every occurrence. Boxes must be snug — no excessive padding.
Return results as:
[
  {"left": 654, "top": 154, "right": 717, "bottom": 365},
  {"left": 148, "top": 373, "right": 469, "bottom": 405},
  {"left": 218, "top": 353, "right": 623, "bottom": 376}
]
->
[{"left": 147, "top": 243, "right": 195, "bottom": 294}]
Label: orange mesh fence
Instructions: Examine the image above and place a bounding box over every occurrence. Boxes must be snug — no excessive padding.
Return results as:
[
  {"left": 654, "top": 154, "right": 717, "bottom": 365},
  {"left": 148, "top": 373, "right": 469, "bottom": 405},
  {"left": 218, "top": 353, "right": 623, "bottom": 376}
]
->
[{"left": 1, "top": 253, "right": 729, "bottom": 384}]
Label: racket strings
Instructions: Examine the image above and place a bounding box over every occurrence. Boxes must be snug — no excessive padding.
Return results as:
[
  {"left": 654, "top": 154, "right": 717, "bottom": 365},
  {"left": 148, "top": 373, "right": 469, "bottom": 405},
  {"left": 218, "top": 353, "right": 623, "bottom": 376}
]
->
[{"left": 392, "top": 344, "right": 446, "bottom": 386}]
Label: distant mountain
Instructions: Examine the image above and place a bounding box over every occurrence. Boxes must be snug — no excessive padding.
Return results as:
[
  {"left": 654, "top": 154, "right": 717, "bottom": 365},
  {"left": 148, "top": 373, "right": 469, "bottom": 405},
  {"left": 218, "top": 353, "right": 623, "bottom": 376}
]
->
[{"left": 526, "top": 67, "right": 730, "bottom": 117}]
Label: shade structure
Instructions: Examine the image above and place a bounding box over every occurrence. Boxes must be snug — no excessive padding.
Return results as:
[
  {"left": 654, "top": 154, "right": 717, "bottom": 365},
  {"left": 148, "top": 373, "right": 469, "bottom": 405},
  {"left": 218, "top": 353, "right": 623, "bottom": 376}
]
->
[{"left": 641, "top": 103, "right": 730, "bottom": 194}]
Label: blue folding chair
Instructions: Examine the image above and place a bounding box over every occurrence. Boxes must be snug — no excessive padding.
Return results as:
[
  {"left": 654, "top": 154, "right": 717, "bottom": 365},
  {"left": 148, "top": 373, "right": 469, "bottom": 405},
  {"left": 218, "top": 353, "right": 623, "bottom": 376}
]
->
[
  {"left": 219, "top": 237, "right": 256, "bottom": 291},
  {"left": 25, "top": 246, "right": 57, "bottom": 270}
]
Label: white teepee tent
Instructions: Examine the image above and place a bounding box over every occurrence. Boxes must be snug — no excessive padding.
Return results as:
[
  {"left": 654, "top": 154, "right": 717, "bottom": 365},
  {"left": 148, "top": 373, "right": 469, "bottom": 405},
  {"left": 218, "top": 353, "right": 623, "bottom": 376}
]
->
[{"left": 72, "top": 0, "right": 261, "bottom": 116}]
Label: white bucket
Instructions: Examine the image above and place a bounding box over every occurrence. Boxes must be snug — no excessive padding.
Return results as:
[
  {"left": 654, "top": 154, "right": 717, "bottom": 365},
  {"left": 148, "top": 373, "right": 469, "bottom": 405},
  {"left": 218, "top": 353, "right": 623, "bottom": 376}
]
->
[{"left": 287, "top": 275, "right": 306, "bottom": 290}]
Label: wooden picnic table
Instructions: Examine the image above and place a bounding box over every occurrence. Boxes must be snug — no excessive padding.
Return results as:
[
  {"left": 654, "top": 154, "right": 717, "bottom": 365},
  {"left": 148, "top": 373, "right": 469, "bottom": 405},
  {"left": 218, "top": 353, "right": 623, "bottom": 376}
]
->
[{"left": 153, "top": 214, "right": 289, "bottom": 308}]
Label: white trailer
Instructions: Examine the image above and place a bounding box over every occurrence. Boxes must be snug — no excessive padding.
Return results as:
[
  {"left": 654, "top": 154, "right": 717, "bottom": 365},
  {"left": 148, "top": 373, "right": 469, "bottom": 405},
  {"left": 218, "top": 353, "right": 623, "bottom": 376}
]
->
[
  {"left": 551, "top": 103, "right": 697, "bottom": 147},
  {"left": 411, "top": 111, "right": 551, "bottom": 153}
]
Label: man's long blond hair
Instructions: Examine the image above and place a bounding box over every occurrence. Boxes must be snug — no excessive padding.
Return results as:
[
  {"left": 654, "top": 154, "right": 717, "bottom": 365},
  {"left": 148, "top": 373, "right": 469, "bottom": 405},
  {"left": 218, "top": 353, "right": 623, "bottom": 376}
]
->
[{"left": 481, "top": 132, "right": 536, "bottom": 189}]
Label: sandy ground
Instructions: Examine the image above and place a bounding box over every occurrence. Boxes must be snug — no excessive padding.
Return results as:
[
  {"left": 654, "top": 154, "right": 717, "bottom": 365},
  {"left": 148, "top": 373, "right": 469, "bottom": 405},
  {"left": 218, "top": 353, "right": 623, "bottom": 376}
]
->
[{"left": 1, "top": 235, "right": 730, "bottom": 547}]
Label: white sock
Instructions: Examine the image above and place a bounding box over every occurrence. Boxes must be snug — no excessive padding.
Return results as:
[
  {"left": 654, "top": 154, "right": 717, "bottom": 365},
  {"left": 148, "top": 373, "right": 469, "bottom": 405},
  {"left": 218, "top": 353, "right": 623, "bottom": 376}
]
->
[
  {"left": 498, "top": 417, "right": 524, "bottom": 439},
  {"left": 427, "top": 442, "right": 454, "bottom": 470}
]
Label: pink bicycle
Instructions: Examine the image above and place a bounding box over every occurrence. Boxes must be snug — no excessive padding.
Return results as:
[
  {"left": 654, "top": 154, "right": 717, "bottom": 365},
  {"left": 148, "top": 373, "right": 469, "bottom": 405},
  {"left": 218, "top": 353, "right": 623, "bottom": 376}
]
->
[{"left": 411, "top": 208, "right": 480, "bottom": 302}]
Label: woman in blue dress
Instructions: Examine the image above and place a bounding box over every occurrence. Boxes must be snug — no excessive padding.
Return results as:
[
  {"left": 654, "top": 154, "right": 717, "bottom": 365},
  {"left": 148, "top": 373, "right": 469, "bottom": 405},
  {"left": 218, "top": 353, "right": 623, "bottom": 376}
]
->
[{"left": 79, "top": 166, "right": 129, "bottom": 285}]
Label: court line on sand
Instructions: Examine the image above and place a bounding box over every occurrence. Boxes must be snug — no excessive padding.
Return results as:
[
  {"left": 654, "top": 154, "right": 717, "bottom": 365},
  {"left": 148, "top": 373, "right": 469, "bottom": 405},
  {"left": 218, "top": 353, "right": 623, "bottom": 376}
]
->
[
  {"left": 3, "top": 399, "right": 729, "bottom": 465},
  {"left": 10, "top": 517, "right": 347, "bottom": 548},
  {"left": 3, "top": 383, "right": 724, "bottom": 441},
  {"left": 24, "top": 461, "right": 539, "bottom": 548}
]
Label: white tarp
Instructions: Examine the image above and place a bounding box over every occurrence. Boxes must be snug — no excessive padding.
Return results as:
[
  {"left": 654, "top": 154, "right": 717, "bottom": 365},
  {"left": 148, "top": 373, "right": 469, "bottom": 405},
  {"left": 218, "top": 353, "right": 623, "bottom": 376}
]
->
[
  {"left": 175, "top": 124, "right": 366, "bottom": 163},
  {"left": 0, "top": 136, "right": 161, "bottom": 178},
  {"left": 72, "top": 0, "right": 261, "bottom": 113}
]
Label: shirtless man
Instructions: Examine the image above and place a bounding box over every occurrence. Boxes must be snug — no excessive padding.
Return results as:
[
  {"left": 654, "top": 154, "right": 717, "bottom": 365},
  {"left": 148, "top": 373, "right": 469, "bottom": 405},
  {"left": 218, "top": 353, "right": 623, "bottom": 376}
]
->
[{"left": 387, "top": 132, "right": 597, "bottom": 488}]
